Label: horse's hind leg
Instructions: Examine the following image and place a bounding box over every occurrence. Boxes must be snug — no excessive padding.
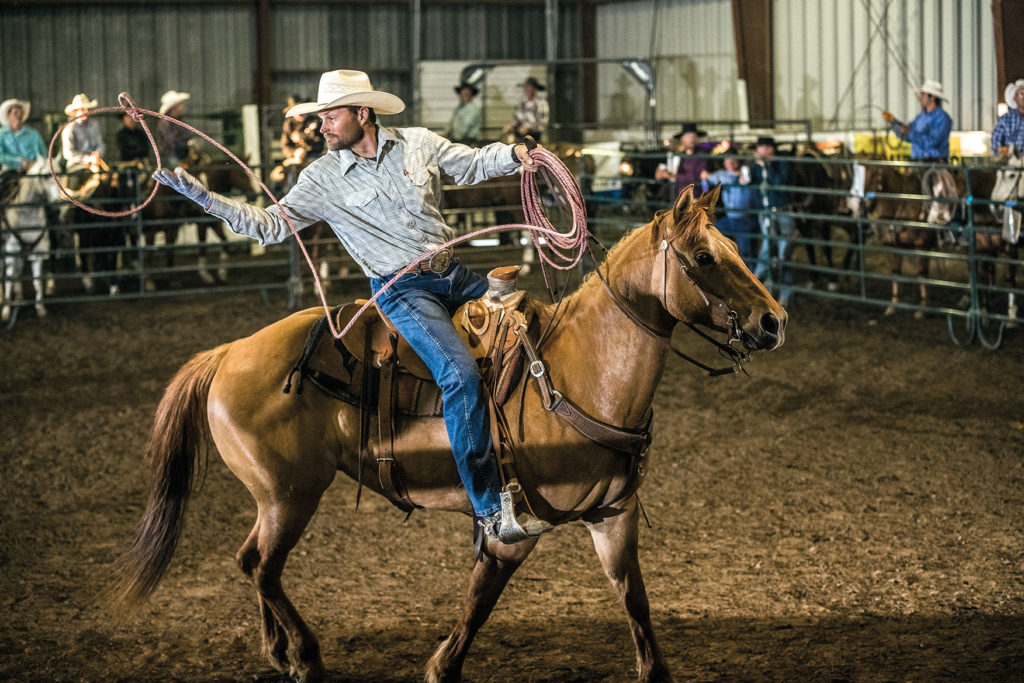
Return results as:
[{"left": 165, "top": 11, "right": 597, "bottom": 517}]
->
[
  {"left": 584, "top": 495, "right": 671, "bottom": 683},
  {"left": 425, "top": 536, "right": 538, "bottom": 683},
  {"left": 235, "top": 497, "right": 329, "bottom": 682}
]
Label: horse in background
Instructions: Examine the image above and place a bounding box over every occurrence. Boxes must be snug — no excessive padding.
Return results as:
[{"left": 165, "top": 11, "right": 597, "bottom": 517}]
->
[
  {"left": 181, "top": 143, "right": 260, "bottom": 283},
  {"left": 1, "top": 159, "right": 64, "bottom": 321},
  {"left": 847, "top": 159, "right": 947, "bottom": 316},
  {"left": 788, "top": 144, "right": 852, "bottom": 291}
]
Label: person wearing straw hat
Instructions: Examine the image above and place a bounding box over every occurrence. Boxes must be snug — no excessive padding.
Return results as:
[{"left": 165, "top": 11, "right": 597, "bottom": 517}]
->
[
  {"left": 881, "top": 79, "right": 953, "bottom": 161},
  {"left": 992, "top": 79, "right": 1024, "bottom": 160},
  {"left": 157, "top": 90, "right": 192, "bottom": 168},
  {"left": 61, "top": 93, "right": 105, "bottom": 190},
  {"left": 448, "top": 81, "right": 481, "bottom": 145},
  {"left": 513, "top": 76, "right": 549, "bottom": 142},
  {"left": 152, "top": 68, "right": 550, "bottom": 544},
  {"left": 0, "top": 98, "right": 46, "bottom": 172}
]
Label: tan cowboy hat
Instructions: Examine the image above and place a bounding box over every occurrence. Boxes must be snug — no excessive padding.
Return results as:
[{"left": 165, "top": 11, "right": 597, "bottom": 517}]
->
[
  {"left": 1005, "top": 79, "right": 1024, "bottom": 108},
  {"left": 159, "top": 90, "right": 191, "bottom": 115},
  {"left": 918, "top": 79, "right": 947, "bottom": 100},
  {"left": 64, "top": 93, "right": 97, "bottom": 116},
  {"left": 0, "top": 98, "right": 30, "bottom": 123},
  {"left": 286, "top": 69, "right": 405, "bottom": 118}
]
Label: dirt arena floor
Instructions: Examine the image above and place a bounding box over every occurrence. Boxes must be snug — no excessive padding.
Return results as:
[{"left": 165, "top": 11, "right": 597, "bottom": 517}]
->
[{"left": 2, "top": 272, "right": 1022, "bottom": 682}]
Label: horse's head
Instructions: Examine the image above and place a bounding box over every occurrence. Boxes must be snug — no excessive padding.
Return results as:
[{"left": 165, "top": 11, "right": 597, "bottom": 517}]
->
[
  {"left": 847, "top": 160, "right": 889, "bottom": 215},
  {"left": 645, "top": 184, "right": 787, "bottom": 352}
]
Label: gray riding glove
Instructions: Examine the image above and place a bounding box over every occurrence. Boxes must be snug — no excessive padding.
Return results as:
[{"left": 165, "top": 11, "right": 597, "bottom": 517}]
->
[{"left": 152, "top": 168, "right": 212, "bottom": 210}]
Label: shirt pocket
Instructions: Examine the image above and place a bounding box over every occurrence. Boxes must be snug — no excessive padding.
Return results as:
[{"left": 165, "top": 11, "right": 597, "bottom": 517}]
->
[
  {"left": 403, "top": 163, "right": 440, "bottom": 212},
  {"left": 340, "top": 186, "right": 377, "bottom": 208}
]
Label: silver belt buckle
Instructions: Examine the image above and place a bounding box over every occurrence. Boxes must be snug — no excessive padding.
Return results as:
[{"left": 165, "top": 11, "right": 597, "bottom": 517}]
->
[{"left": 428, "top": 247, "right": 452, "bottom": 274}]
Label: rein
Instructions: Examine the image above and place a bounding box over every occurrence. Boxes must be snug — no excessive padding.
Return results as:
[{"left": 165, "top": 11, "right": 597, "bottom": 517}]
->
[{"left": 587, "top": 231, "right": 749, "bottom": 377}]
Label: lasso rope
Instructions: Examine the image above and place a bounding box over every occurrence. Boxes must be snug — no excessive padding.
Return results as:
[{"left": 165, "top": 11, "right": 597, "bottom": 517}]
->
[{"left": 47, "top": 92, "right": 590, "bottom": 339}]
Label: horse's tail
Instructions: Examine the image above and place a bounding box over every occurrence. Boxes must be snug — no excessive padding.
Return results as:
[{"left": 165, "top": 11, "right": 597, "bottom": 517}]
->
[{"left": 109, "top": 343, "right": 230, "bottom": 617}]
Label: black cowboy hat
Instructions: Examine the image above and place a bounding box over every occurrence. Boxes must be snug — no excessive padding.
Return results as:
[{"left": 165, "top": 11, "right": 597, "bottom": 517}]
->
[
  {"left": 519, "top": 76, "right": 546, "bottom": 91},
  {"left": 755, "top": 135, "right": 777, "bottom": 148},
  {"left": 454, "top": 82, "right": 480, "bottom": 96},
  {"left": 672, "top": 122, "right": 706, "bottom": 139}
]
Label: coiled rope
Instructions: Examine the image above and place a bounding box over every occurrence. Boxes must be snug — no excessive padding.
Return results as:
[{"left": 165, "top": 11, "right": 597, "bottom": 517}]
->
[{"left": 47, "top": 92, "right": 590, "bottom": 339}]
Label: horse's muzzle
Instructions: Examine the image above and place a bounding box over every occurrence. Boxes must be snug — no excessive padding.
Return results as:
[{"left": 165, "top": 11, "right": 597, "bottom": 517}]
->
[{"left": 741, "top": 310, "right": 786, "bottom": 351}]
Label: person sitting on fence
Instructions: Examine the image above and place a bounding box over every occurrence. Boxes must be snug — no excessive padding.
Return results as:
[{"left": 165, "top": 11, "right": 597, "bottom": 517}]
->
[
  {"left": 882, "top": 79, "right": 953, "bottom": 162},
  {"left": 701, "top": 150, "right": 754, "bottom": 261},
  {"left": 116, "top": 111, "right": 151, "bottom": 165},
  {"left": 61, "top": 93, "right": 106, "bottom": 191},
  {"left": 512, "top": 76, "right": 549, "bottom": 142},
  {"left": 448, "top": 81, "right": 482, "bottom": 146},
  {"left": 157, "top": 90, "right": 192, "bottom": 169},
  {"left": 0, "top": 99, "right": 46, "bottom": 172},
  {"left": 992, "top": 79, "right": 1024, "bottom": 160},
  {"left": 748, "top": 136, "right": 794, "bottom": 308}
]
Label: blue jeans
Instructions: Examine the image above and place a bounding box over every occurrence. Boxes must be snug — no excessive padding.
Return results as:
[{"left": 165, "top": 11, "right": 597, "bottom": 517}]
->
[
  {"left": 754, "top": 211, "right": 795, "bottom": 302},
  {"left": 370, "top": 261, "right": 502, "bottom": 517}
]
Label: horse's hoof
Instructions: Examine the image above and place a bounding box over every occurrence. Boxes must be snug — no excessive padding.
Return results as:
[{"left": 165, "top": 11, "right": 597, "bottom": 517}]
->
[
  {"left": 883, "top": 305, "right": 897, "bottom": 316},
  {"left": 913, "top": 309, "right": 925, "bottom": 320},
  {"left": 34, "top": 303, "right": 47, "bottom": 318},
  {"left": 1, "top": 305, "right": 10, "bottom": 323},
  {"left": 198, "top": 269, "right": 215, "bottom": 285}
]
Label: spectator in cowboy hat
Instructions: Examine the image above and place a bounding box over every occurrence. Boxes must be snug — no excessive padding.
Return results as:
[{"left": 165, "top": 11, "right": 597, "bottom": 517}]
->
[
  {"left": 0, "top": 98, "right": 46, "bottom": 171},
  {"left": 656, "top": 122, "right": 709, "bottom": 198},
  {"left": 157, "top": 90, "right": 192, "bottom": 168},
  {"left": 61, "top": 93, "right": 105, "bottom": 190},
  {"left": 992, "top": 78, "right": 1024, "bottom": 159},
  {"left": 152, "top": 68, "right": 551, "bottom": 544},
  {"left": 448, "top": 81, "right": 481, "bottom": 145},
  {"left": 748, "top": 135, "right": 795, "bottom": 307},
  {"left": 513, "top": 76, "right": 549, "bottom": 141},
  {"left": 881, "top": 79, "right": 953, "bottom": 161}
]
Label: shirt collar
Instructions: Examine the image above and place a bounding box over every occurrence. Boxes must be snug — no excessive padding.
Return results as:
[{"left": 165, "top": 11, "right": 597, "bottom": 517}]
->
[{"left": 334, "top": 125, "right": 396, "bottom": 173}]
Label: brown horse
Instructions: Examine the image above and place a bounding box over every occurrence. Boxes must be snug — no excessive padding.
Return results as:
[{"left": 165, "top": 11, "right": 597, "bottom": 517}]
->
[
  {"left": 112, "top": 185, "right": 786, "bottom": 682},
  {"left": 847, "top": 160, "right": 944, "bottom": 316}
]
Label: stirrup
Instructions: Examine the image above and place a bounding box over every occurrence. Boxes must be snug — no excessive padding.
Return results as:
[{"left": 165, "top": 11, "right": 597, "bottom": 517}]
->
[{"left": 494, "top": 482, "right": 552, "bottom": 544}]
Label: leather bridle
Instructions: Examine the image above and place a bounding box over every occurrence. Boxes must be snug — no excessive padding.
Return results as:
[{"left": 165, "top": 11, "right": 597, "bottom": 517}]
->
[{"left": 589, "top": 230, "right": 750, "bottom": 377}]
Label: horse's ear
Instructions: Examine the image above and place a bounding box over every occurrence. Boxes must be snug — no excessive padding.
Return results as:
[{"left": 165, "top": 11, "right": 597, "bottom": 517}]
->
[
  {"left": 697, "top": 182, "right": 722, "bottom": 211},
  {"left": 671, "top": 184, "right": 696, "bottom": 226}
]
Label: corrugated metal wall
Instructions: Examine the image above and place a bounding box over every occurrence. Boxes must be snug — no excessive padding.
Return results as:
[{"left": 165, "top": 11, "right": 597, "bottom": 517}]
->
[
  {"left": 773, "top": 0, "right": 998, "bottom": 132},
  {"left": 596, "top": 0, "right": 740, "bottom": 128},
  {"left": 595, "top": 0, "right": 999, "bottom": 133},
  {"left": 0, "top": 4, "right": 255, "bottom": 123}
]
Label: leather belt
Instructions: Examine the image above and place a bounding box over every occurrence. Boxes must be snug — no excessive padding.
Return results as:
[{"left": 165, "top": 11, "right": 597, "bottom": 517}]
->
[{"left": 410, "top": 247, "right": 454, "bottom": 274}]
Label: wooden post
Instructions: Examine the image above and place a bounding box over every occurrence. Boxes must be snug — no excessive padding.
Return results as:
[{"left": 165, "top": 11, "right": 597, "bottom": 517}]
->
[{"left": 731, "top": 0, "right": 774, "bottom": 123}]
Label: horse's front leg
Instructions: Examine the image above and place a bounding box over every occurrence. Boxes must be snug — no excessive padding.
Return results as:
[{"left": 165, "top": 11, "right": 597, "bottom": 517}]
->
[
  {"left": 584, "top": 495, "right": 671, "bottom": 683},
  {"left": 425, "top": 534, "right": 537, "bottom": 683}
]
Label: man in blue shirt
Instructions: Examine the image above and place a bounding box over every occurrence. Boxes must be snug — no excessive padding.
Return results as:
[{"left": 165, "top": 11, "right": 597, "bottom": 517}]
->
[
  {"left": 992, "top": 79, "right": 1024, "bottom": 157},
  {"left": 0, "top": 99, "right": 46, "bottom": 171},
  {"left": 882, "top": 79, "right": 953, "bottom": 161}
]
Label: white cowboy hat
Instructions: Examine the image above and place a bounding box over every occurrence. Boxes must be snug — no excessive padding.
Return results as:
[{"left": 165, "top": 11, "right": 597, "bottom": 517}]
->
[
  {"left": 159, "top": 90, "right": 191, "bottom": 115},
  {"left": 64, "top": 93, "right": 98, "bottom": 116},
  {"left": 285, "top": 69, "right": 405, "bottom": 118},
  {"left": 0, "top": 98, "right": 30, "bottom": 123},
  {"left": 918, "top": 79, "right": 947, "bottom": 100},
  {"left": 1005, "top": 79, "right": 1024, "bottom": 109}
]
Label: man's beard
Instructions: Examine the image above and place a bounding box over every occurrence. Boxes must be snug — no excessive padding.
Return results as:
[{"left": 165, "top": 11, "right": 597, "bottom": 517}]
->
[{"left": 326, "top": 125, "right": 364, "bottom": 152}]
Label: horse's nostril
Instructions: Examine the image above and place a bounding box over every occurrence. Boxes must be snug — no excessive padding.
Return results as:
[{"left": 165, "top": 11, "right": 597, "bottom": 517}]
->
[{"left": 760, "top": 312, "right": 780, "bottom": 336}]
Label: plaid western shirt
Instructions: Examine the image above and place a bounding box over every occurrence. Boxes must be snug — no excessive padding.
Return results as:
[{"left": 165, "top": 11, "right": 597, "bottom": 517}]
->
[
  {"left": 991, "top": 110, "right": 1024, "bottom": 153},
  {"left": 207, "top": 126, "right": 520, "bottom": 277}
]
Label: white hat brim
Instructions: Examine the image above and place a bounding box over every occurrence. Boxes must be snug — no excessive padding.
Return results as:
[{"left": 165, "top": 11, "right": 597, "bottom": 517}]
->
[
  {"left": 286, "top": 91, "right": 406, "bottom": 118},
  {"left": 1006, "top": 81, "right": 1024, "bottom": 109},
  {"left": 159, "top": 93, "right": 191, "bottom": 115},
  {"left": 0, "top": 99, "right": 30, "bottom": 123},
  {"left": 64, "top": 98, "right": 98, "bottom": 116}
]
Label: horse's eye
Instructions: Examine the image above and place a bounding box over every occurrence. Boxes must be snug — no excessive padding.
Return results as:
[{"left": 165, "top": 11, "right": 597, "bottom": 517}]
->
[{"left": 694, "top": 251, "right": 715, "bottom": 267}]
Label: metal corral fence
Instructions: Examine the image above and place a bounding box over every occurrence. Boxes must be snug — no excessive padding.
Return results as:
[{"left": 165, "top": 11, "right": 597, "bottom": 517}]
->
[
  {"left": 0, "top": 165, "right": 544, "bottom": 328},
  {"left": 4, "top": 150, "right": 1022, "bottom": 350},
  {"left": 576, "top": 148, "right": 1024, "bottom": 349}
]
